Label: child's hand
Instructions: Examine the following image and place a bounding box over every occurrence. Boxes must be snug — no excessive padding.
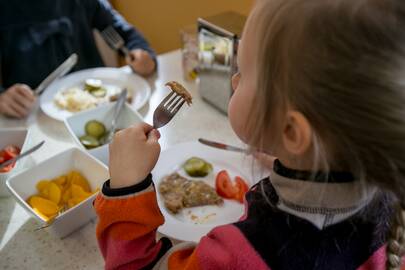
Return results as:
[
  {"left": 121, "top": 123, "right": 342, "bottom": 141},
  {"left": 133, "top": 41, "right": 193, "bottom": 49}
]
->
[
  {"left": 0, "top": 84, "right": 36, "bottom": 118},
  {"left": 109, "top": 123, "right": 161, "bottom": 189},
  {"left": 126, "top": 49, "right": 156, "bottom": 77}
]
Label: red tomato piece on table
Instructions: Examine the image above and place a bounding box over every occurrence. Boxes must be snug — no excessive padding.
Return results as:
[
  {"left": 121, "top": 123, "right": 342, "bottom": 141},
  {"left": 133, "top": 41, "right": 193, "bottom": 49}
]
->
[{"left": 215, "top": 170, "right": 237, "bottom": 199}]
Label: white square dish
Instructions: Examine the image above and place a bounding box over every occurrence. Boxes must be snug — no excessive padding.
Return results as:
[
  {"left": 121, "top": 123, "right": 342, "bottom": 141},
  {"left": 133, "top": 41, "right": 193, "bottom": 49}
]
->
[
  {"left": 0, "top": 128, "right": 30, "bottom": 197},
  {"left": 6, "top": 147, "right": 109, "bottom": 238},
  {"left": 64, "top": 102, "right": 143, "bottom": 165}
]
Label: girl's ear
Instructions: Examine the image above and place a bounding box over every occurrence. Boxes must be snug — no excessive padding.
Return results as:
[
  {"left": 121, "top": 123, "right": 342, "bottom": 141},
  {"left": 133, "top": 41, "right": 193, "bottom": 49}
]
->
[{"left": 282, "top": 110, "right": 312, "bottom": 156}]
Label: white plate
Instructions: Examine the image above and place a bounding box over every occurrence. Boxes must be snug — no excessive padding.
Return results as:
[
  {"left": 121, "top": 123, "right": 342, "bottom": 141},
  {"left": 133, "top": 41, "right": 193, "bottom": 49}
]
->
[
  {"left": 40, "top": 67, "right": 151, "bottom": 121},
  {"left": 153, "top": 141, "right": 262, "bottom": 243}
]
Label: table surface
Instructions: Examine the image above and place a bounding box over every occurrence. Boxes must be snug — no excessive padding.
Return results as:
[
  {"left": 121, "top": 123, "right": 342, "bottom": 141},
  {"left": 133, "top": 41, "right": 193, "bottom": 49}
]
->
[{"left": 0, "top": 50, "right": 242, "bottom": 269}]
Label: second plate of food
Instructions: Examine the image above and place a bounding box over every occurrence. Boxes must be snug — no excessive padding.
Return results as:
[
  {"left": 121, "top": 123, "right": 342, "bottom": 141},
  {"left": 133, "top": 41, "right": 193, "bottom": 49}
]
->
[
  {"left": 153, "top": 141, "right": 261, "bottom": 243},
  {"left": 40, "top": 67, "right": 151, "bottom": 121}
]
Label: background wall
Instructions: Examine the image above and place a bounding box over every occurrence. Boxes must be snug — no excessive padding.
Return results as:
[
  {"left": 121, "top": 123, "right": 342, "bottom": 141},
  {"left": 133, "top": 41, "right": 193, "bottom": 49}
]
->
[{"left": 111, "top": 0, "right": 254, "bottom": 54}]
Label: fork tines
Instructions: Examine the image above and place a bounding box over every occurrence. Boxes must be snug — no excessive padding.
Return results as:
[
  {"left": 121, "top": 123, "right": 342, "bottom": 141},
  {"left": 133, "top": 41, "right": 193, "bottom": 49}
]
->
[
  {"left": 153, "top": 90, "right": 187, "bottom": 128},
  {"left": 101, "top": 26, "right": 129, "bottom": 56},
  {"left": 101, "top": 26, "right": 123, "bottom": 46},
  {"left": 164, "top": 92, "right": 186, "bottom": 112}
]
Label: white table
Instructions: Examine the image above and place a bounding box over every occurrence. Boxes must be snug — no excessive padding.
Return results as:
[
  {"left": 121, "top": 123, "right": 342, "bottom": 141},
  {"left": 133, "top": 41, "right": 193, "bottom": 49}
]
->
[{"left": 0, "top": 50, "right": 241, "bottom": 269}]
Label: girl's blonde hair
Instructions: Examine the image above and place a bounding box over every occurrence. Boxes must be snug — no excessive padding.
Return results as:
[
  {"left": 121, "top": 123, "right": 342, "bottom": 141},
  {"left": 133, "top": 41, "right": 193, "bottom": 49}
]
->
[{"left": 247, "top": 0, "right": 405, "bottom": 268}]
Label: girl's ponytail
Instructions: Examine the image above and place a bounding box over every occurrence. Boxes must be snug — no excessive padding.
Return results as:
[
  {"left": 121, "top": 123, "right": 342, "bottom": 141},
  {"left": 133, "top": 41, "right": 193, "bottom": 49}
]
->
[{"left": 387, "top": 203, "right": 405, "bottom": 270}]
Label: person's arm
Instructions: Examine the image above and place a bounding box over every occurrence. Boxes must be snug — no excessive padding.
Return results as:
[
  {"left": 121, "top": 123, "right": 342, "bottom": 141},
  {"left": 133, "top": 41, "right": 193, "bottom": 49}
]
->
[
  {"left": 0, "top": 40, "right": 4, "bottom": 93},
  {"left": 95, "top": 176, "right": 258, "bottom": 270},
  {"left": 94, "top": 176, "right": 174, "bottom": 269},
  {"left": 88, "top": 0, "right": 156, "bottom": 76},
  {"left": 95, "top": 123, "right": 258, "bottom": 269}
]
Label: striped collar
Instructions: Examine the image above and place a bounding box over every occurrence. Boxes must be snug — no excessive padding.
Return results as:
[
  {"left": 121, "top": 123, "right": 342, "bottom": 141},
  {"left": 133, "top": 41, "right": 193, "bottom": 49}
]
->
[
  {"left": 273, "top": 159, "right": 355, "bottom": 183},
  {"left": 270, "top": 160, "right": 377, "bottom": 229}
]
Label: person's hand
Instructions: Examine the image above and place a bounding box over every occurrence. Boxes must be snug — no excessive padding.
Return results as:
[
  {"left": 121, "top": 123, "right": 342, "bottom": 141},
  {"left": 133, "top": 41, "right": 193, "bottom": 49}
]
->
[
  {"left": 0, "top": 84, "right": 36, "bottom": 118},
  {"left": 109, "top": 123, "right": 161, "bottom": 189},
  {"left": 253, "top": 152, "right": 277, "bottom": 170},
  {"left": 126, "top": 49, "right": 156, "bottom": 77}
]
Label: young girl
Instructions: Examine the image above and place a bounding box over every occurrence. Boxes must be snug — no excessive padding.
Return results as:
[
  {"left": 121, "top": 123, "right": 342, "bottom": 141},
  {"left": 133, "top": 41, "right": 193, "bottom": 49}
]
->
[{"left": 95, "top": 0, "right": 405, "bottom": 269}]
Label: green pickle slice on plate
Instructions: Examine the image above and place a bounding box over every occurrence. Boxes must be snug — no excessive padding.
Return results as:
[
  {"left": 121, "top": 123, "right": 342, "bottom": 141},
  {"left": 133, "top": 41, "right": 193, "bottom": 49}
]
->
[
  {"left": 84, "top": 79, "right": 102, "bottom": 92},
  {"left": 85, "top": 120, "right": 106, "bottom": 138},
  {"left": 79, "top": 135, "right": 100, "bottom": 149},
  {"left": 90, "top": 88, "right": 107, "bottom": 98},
  {"left": 183, "top": 157, "right": 213, "bottom": 177}
]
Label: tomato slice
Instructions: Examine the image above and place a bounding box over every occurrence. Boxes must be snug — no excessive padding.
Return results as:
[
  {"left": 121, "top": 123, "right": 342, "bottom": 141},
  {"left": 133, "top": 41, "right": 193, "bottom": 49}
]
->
[
  {"left": 234, "top": 176, "right": 249, "bottom": 203},
  {"left": 3, "top": 145, "right": 20, "bottom": 160},
  {"left": 0, "top": 145, "right": 20, "bottom": 173},
  {"left": 0, "top": 150, "right": 5, "bottom": 161},
  {"left": 0, "top": 162, "right": 15, "bottom": 173},
  {"left": 215, "top": 171, "right": 250, "bottom": 203},
  {"left": 215, "top": 170, "right": 237, "bottom": 199}
]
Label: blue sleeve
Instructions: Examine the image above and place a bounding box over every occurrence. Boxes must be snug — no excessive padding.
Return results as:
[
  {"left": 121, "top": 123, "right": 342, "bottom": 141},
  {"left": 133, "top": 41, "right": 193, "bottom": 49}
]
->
[
  {"left": 0, "top": 37, "right": 4, "bottom": 93},
  {"left": 89, "top": 0, "right": 156, "bottom": 61}
]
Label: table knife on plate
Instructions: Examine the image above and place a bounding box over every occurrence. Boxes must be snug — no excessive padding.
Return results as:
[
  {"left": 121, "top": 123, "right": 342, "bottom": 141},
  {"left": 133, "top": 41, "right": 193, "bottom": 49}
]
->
[{"left": 198, "top": 138, "right": 248, "bottom": 153}]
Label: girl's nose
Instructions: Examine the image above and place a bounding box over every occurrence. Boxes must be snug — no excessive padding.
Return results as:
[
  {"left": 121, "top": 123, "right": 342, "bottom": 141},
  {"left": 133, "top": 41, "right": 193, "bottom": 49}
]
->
[{"left": 231, "top": 72, "right": 240, "bottom": 92}]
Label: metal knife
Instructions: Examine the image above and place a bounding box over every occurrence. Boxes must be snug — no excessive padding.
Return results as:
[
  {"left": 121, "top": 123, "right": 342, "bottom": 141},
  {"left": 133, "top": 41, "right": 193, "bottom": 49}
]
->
[
  {"left": 198, "top": 138, "right": 248, "bottom": 153},
  {"left": 34, "top": 53, "right": 78, "bottom": 96},
  {"left": 0, "top": 141, "right": 45, "bottom": 170},
  {"left": 101, "top": 89, "right": 127, "bottom": 144}
]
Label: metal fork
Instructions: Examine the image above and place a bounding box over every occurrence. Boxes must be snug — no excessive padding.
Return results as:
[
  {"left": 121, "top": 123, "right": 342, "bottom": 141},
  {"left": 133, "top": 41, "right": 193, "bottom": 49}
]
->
[
  {"left": 34, "top": 206, "right": 65, "bottom": 231},
  {"left": 153, "top": 91, "right": 186, "bottom": 129},
  {"left": 101, "top": 26, "right": 130, "bottom": 57}
]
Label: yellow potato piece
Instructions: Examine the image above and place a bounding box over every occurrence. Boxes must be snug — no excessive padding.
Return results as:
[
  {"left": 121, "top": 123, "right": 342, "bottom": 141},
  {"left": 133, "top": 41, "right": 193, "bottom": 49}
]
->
[
  {"left": 71, "top": 184, "right": 91, "bottom": 198},
  {"left": 33, "top": 208, "right": 51, "bottom": 221},
  {"left": 67, "top": 197, "right": 86, "bottom": 209},
  {"left": 61, "top": 186, "right": 71, "bottom": 204},
  {"left": 48, "top": 182, "right": 61, "bottom": 204},
  {"left": 70, "top": 171, "right": 91, "bottom": 192},
  {"left": 37, "top": 180, "right": 51, "bottom": 198},
  {"left": 29, "top": 196, "right": 59, "bottom": 216},
  {"left": 66, "top": 171, "right": 77, "bottom": 185},
  {"left": 36, "top": 180, "right": 51, "bottom": 193},
  {"left": 39, "top": 187, "right": 50, "bottom": 198},
  {"left": 53, "top": 175, "right": 67, "bottom": 187},
  {"left": 29, "top": 170, "right": 93, "bottom": 216}
]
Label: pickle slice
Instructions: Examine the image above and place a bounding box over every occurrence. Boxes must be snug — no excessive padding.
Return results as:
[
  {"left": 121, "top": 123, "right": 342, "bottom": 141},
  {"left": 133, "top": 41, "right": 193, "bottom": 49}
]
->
[
  {"left": 79, "top": 135, "right": 100, "bottom": 149},
  {"left": 90, "top": 87, "right": 107, "bottom": 98},
  {"left": 203, "top": 162, "right": 213, "bottom": 174},
  {"left": 84, "top": 79, "right": 102, "bottom": 92},
  {"left": 85, "top": 120, "right": 106, "bottom": 138},
  {"left": 183, "top": 157, "right": 213, "bottom": 177}
]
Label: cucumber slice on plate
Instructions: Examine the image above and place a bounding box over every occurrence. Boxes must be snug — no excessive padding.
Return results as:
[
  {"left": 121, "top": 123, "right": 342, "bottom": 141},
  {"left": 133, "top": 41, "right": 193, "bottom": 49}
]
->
[
  {"left": 90, "top": 87, "right": 107, "bottom": 98},
  {"left": 183, "top": 157, "right": 213, "bottom": 177},
  {"left": 79, "top": 135, "right": 100, "bottom": 149},
  {"left": 85, "top": 120, "right": 106, "bottom": 138},
  {"left": 84, "top": 79, "right": 102, "bottom": 92}
]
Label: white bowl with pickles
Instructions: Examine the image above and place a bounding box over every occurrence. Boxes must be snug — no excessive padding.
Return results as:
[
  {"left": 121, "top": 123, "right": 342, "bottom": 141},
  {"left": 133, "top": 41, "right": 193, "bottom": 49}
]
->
[{"left": 64, "top": 102, "right": 143, "bottom": 165}]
